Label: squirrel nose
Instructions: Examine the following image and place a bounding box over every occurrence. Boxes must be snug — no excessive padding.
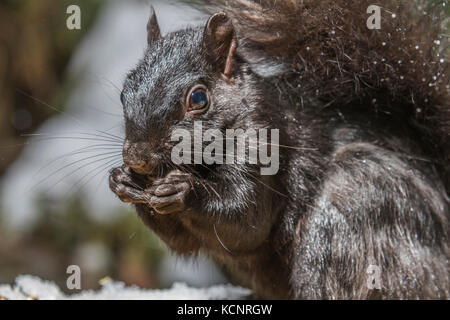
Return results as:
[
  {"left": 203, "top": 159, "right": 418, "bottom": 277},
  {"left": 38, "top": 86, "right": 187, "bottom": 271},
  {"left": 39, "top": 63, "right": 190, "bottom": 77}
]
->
[{"left": 123, "top": 141, "right": 154, "bottom": 174}]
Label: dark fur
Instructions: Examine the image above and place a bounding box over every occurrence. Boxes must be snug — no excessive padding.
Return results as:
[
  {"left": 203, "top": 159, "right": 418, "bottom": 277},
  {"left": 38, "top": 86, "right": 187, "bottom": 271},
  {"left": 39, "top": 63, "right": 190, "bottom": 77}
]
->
[{"left": 110, "top": 0, "right": 449, "bottom": 299}]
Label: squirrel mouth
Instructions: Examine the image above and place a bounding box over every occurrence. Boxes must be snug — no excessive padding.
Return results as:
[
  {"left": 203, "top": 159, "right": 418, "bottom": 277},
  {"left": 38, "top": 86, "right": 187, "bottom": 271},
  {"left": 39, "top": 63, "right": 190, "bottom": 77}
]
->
[
  {"left": 127, "top": 161, "right": 167, "bottom": 177},
  {"left": 139, "top": 168, "right": 184, "bottom": 182}
]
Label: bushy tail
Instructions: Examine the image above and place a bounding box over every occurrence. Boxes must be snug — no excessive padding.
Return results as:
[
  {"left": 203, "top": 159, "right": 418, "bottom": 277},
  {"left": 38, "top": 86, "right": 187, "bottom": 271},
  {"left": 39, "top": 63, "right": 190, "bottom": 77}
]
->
[{"left": 186, "top": 0, "right": 450, "bottom": 190}]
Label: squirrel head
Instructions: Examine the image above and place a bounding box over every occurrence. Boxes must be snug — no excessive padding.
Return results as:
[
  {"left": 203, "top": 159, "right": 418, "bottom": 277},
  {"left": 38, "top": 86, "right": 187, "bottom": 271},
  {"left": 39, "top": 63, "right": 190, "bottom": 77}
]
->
[{"left": 120, "top": 7, "right": 264, "bottom": 176}]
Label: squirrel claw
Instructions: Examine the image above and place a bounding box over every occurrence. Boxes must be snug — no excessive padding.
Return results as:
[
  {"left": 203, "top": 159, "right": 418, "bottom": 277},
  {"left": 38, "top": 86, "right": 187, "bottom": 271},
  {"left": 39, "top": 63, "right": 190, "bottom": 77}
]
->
[
  {"left": 110, "top": 166, "right": 192, "bottom": 214},
  {"left": 109, "top": 166, "right": 147, "bottom": 203},
  {"left": 146, "top": 172, "right": 192, "bottom": 214}
]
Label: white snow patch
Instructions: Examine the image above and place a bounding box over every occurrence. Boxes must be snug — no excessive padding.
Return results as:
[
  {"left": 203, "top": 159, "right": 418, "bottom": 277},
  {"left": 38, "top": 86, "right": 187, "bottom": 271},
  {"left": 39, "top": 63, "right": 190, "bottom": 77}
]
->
[{"left": 0, "top": 275, "right": 251, "bottom": 300}]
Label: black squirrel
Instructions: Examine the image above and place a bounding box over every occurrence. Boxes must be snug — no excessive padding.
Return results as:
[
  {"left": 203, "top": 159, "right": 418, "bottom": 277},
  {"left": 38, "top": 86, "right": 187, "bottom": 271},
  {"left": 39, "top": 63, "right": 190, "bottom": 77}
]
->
[{"left": 109, "top": 0, "right": 449, "bottom": 299}]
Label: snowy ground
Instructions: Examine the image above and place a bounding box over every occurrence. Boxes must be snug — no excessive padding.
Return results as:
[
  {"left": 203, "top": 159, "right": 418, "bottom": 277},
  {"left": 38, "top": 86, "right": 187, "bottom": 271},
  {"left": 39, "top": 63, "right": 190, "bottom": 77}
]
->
[{"left": 0, "top": 275, "right": 250, "bottom": 300}]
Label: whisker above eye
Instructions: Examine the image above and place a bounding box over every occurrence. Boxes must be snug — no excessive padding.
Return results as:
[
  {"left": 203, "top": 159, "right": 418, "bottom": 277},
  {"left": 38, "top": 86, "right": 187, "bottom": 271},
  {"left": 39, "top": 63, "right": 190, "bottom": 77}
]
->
[
  {"left": 15, "top": 88, "right": 86, "bottom": 128},
  {"left": 15, "top": 89, "right": 124, "bottom": 136}
]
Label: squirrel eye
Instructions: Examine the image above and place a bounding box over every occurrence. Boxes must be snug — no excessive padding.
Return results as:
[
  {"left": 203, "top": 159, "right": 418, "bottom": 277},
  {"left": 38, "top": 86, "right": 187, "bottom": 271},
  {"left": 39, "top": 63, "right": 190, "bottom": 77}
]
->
[
  {"left": 187, "top": 85, "right": 209, "bottom": 114},
  {"left": 120, "top": 91, "right": 125, "bottom": 105}
]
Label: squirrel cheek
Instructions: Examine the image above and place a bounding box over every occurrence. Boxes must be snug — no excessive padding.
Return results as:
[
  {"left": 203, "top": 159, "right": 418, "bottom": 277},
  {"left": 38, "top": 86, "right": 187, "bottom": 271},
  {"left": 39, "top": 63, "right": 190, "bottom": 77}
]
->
[{"left": 179, "top": 99, "right": 190, "bottom": 119}]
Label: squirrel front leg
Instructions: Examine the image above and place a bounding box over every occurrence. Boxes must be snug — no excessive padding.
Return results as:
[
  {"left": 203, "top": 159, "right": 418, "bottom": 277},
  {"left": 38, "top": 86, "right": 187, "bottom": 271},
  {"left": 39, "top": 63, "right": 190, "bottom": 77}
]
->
[
  {"left": 110, "top": 164, "right": 279, "bottom": 254},
  {"left": 109, "top": 166, "right": 202, "bottom": 254},
  {"left": 178, "top": 165, "right": 280, "bottom": 253},
  {"left": 109, "top": 166, "right": 191, "bottom": 214}
]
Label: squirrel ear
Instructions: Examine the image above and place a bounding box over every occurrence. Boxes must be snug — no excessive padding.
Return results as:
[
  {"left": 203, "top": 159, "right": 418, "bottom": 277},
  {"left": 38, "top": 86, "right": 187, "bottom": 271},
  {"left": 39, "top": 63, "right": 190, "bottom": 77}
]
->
[
  {"left": 203, "top": 12, "right": 237, "bottom": 81},
  {"left": 147, "top": 6, "right": 161, "bottom": 45}
]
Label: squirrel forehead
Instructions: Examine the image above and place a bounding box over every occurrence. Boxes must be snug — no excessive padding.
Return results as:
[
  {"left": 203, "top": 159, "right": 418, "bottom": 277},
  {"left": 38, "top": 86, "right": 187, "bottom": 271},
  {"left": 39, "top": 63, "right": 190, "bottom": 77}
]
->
[
  {"left": 126, "top": 28, "right": 206, "bottom": 87},
  {"left": 121, "top": 28, "right": 208, "bottom": 128},
  {"left": 123, "top": 28, "right": 208, "bottom": 100}
]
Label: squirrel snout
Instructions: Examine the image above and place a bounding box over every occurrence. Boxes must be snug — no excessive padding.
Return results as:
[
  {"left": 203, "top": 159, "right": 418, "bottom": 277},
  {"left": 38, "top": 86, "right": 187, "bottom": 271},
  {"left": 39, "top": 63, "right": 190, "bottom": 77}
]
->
[
  {"left": 124, "top": 158, "right": 151, "bottom": 174},
  {"left": 123, "top": 141, "right": 154, "bottom": 174}
]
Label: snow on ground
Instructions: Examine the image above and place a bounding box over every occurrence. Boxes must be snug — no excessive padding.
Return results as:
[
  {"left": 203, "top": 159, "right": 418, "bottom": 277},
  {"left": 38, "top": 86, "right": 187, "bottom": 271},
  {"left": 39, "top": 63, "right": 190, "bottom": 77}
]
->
[{"left": 0, "top": 275, "right": 251, "bottom": 300}]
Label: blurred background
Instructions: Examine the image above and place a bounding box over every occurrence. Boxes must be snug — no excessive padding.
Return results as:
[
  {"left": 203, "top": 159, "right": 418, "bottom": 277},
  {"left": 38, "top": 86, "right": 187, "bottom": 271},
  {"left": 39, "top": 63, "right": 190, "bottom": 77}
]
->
[{"left": 0, "top": 0, "right": 226, "bottom": 293}]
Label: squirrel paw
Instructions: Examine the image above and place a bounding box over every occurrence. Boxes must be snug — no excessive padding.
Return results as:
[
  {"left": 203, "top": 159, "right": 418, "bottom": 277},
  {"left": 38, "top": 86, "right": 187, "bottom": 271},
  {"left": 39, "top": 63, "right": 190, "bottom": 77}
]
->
[
  {"left": 146, "top": 172, "right": 192, "bottom": 214},
  {"left": 109, "top": 165, "right": 148, "bottom": 203}
]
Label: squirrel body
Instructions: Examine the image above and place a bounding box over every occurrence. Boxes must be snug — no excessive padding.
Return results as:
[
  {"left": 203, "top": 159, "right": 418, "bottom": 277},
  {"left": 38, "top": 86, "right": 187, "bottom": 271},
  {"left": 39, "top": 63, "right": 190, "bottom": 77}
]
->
[{"left": 110, "top": 1, "right": 449, "bottom": 299}]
